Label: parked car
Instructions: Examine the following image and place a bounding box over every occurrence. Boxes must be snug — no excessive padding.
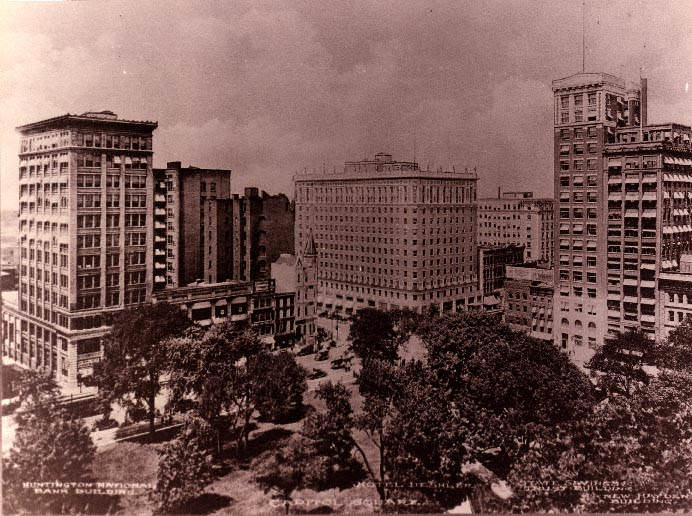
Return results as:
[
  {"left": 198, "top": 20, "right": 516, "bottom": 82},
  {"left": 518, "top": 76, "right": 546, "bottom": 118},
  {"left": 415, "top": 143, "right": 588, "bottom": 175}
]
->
[
  {"left": 316, "top": 349, "right": 329, "bottom": 361},
  {"left": 296, "top": 344, "right": 314, "bottom": 357},
  {"left": 308, "top": 368, "right": 327, "bottom": 380}
]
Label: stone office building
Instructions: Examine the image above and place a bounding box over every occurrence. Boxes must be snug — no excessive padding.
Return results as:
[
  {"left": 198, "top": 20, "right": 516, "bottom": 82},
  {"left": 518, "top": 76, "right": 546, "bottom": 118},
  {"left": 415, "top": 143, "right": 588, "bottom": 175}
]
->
[{"left": 4, "top": 111, "right": 157, "bottom": 383}]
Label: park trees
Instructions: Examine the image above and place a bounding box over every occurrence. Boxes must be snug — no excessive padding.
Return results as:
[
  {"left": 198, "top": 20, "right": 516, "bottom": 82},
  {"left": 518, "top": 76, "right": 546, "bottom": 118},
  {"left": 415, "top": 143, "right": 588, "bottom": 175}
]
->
[
  {"left": 348, "top": 307, "right": 399, "bottom": 362},
  {"left": 253, "top": 350, "right": 307, "bottom": 423},
  {"left": 94, "top": 302, "right": 190, "bottom": 436},
  {"left": 152, "top": 414, "right": 215, "bottom": 512},
  {"left": 167, "top": 321, "right": 307, "bottom": 456},
  {"left": 3, "top": 372, "right": 96, "bottom": 514},
  {"left": 507, "top": 368, "right": 692, "bottom": 512},
  {"left": 586, "top": 328, "right": 655, "bottom": 398},
  {"left": 305, "top": 310, "right": 596, "bottom": 511}
]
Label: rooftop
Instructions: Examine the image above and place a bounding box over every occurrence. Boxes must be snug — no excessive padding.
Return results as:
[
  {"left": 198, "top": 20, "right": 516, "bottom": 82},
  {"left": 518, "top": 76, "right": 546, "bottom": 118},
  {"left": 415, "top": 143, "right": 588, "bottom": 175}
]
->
[{"left": 16, "top": 112, "right": 158, "bottom": 133}]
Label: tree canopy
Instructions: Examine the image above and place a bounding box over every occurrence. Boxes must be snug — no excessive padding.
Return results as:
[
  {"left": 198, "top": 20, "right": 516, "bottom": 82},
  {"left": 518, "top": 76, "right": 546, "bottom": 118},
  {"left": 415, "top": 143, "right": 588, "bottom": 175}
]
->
[
  {"left": 586, "top": 328, "right": 654, "bottom": 398},
  {"left": 94, "top": 302, "right": 191, "bottom": 436},
  {"left": 3, "top": 372, "right": 96, "bottom": 514}
]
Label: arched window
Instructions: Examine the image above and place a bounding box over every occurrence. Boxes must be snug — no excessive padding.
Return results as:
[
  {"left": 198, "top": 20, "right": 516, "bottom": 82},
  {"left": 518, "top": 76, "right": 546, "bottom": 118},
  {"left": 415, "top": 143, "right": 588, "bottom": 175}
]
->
[
  {"left": 588, "top": 322, "right": 596, "bottom": 331},
  {"left": 561, "top": 318, "right": 569, "bottom": 327},
  {"left": 575, "top": 320, "right": 583, "bottom": 329}
]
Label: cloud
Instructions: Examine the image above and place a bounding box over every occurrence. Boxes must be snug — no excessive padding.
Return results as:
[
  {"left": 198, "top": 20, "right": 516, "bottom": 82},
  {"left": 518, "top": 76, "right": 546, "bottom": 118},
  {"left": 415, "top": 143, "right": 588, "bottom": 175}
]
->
[{"left": 1, "top": 0, "right": 692, "bottom": 208}]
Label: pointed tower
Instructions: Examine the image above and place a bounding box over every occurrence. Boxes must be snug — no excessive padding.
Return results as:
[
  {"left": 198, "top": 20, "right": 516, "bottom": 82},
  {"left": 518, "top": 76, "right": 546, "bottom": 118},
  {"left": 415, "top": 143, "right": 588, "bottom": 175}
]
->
[{"left": 295, "top": 230, "right": 318, "bottom": 348}]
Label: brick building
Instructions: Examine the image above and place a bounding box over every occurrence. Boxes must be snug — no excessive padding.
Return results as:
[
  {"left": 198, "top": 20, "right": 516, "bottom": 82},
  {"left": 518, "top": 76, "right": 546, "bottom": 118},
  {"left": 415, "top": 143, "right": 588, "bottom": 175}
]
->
[
  {"left": 477, "top": 191, "right": 554, "bottom": 264},
  {"left": 503, "top": 264, "right": 554, "bottom": 343},
  {"left": 477, "top": 244, "right": 525, "bottom": 298},
  {"left": 154, "top": 161, "right": 232, "bottom": 287},
  {"left": 294, "top": 153, "right": 479, "bottom": 314}
]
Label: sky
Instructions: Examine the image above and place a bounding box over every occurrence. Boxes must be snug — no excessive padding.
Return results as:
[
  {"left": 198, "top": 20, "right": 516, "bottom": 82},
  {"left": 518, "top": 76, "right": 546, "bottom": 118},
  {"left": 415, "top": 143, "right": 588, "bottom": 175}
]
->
[{"left": 1, "top": 0, "right": 692, "bottom": 211}]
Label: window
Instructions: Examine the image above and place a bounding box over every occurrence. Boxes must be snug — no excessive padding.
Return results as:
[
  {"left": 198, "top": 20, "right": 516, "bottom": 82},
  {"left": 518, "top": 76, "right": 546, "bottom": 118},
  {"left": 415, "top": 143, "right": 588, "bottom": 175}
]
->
[
  {"left": 76, "top": 255, "right": 100, "bottom": 269},
  {"left": 106, "top": 214, "right": 120, "bottom": 228},
  {"left": 106, "top": 253, "right": 120, "bottom": 267}
]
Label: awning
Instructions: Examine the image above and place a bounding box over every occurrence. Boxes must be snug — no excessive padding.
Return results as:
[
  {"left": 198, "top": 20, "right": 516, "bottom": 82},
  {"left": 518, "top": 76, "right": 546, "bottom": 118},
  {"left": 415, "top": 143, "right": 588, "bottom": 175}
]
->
[
  {"left": 665, "top": 157, "right": 675, "bottom": 165},
  {"left": 125, "top": 156, "right": 132, "bottom": 165},
  {"left": 641, "top": 262, "right": 656, "bottom": 270},
  {"left": 573, "top": 223, "right": 584, "bottom": 232},
  {"left": 608, "top": 160, "right": 622, "bottom": 167},
  {"left": 625, "top": 176, "right": 639, "bottom": 183},
  {"left": 664, "top": 191, "right": 671, "bottom": 199},
  {"left": 483, "top": 295, "right": 500, "bottom": 306},
  {"left": 664, "top": 226, "right": 674, "bottom": 234},
  {"left": 113, "top": 156, "right": 121, "bottom": 164}
]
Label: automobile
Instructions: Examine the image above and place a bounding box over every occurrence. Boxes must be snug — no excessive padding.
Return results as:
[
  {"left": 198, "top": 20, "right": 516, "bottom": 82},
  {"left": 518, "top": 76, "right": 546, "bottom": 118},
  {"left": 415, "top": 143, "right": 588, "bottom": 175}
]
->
[
  {"left": 307, "top": 368, "right": 327, "bottom": 380},
  {"left": 315, "top": 349, "right": 329, "bottom": 361},
  {"left": 330, "top": 358, "right": 346, "bottom": 370},
  {"left": 296, "top": 344, "right": 314, "bottom": 357}
]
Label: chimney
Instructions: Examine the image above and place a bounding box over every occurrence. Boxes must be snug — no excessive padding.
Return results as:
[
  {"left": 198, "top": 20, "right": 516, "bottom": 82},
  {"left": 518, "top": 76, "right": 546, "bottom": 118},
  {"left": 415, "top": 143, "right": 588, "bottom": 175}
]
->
[
  {"left": 498, "top": 186, "right": 501, "bottom": 199},
  {"left": 640, "top": 77, "right": 648, "bottom": 127}
]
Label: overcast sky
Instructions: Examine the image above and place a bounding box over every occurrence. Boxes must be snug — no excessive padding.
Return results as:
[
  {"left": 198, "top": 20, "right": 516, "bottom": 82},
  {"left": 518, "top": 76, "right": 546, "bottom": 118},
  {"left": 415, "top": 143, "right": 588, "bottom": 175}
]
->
[{"left": 1, "top": 0, "right": 691, "bottom": 210}]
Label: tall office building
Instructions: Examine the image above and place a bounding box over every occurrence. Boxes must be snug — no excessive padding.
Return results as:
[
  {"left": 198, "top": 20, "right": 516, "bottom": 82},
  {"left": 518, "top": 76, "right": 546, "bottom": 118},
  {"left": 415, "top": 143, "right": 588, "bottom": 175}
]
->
[
  {"left": 7, "top": 111, "right": 157, "bottom": 383},
  {"left": 155, "top": 161, "right": 231, "bottom": 287},
  {"left": 294, "top": 152, "right": 478, "bottom": 314},
  {"left": 552, "top": 72, "right": 692, "bottom": 366},
  {"left": 477, "top": 191, "right": 554, "bottom": 264}
]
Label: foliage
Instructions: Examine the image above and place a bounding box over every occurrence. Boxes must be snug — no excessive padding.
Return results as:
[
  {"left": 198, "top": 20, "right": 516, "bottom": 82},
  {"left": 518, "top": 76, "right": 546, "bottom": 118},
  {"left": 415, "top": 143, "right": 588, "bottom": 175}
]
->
[
  {"left": 152, "top": 415, "right": 215, "bottom": 513},
  {"left": 655, "top": 318, "right": 692, "bottom": 371},
  {"left": 586, "top": 328, "right": 654, "bottom": 397},
  {"left": 348, "top": 308, "right": 399, "bottom": 362},
  {"left": 301, "top": 382, "right": 364, "bottom": 489},
  {"left": 255, "top": 437, "right": 311, "bottom": 504},
  {"left": 3, "top": 372, "right": 96, "bottom": 514},
  {"left": 94, "top": 302, "right": 190, "bottom": 436},
  {"left": 167, "top": 321, "right": 266, "bottom": 456},
  {"left": 507, "top": 369, "right": 692, "bottom": 512},
  {"left": 253, "top": 351, "right": 307, "bottom": 422},
  {"left": 306, "top": 311, "right": 596, "bottom": 511}
]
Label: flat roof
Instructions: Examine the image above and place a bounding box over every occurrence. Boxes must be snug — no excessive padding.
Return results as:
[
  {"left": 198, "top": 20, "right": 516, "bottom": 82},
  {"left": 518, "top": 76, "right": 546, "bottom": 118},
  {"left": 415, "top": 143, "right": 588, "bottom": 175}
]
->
[{"left": 17, "top": 113, "right": 158, "bottom": 133}]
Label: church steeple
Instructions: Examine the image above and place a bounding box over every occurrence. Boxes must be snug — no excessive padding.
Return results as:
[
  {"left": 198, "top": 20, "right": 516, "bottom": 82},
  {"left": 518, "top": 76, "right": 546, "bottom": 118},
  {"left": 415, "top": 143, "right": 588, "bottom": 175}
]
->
[{"left": 304, "top": 230, "right": 317, "bottom": 256}]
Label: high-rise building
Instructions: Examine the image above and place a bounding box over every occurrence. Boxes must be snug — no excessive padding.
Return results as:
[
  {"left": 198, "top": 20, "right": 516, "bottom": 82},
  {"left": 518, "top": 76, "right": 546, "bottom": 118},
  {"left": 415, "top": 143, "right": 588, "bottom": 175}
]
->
[
  {"left": 294, "top": 152, "right": 479, "bottom": 314},
  {"left": 477, "top": 191, "right": 554, "bottom": 263},
  {"left": 154, "top": 161, "right": 231, "bottom": 287},
  {"left": 552, "top": 72, "right": 692, "bottom": 366},
  {"left": 227, "top": 188, "right": 295, "bottom": 282},
  {"left": 7, "top": 111, "right": 157, "bottom": 383}
]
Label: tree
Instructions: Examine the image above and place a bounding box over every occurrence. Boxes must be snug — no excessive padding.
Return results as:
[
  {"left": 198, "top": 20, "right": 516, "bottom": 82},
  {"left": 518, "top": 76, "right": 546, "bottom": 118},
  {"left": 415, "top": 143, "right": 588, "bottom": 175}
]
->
[
  {"left": 656, "top": 318, "right": 692, "bottom": 371},
  {"left": 348, "top": 308, "right": 399, "bottom": 362},
  {"left": 305, "top": 312, "right": 596, "bottom": 511},
  {"left": 152, "top": 415, "right": 215, "bottom": 512},
  {"left": 256, "top": 438, "right": 311, "bottom": 513},
  {"left": 301, "top": 382, "right": 364, "bottom": 489},
  {"left": 507, "top": 369, "right": 692, "bottom": 513},
  {"left": 586, "top": 328, "right": 654, "bottom": 398},
  {"left": 3, "top": 372, "right": 96, "bottom": 514},
  {"left": 253, "top": 351, "right": 307, "bottom": 423},
  {"left": 94, "top": 302, "right": 190, "bottom": 437},
  {"left": 167, "top": 321, "right": 266, "bottom": 456}
]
